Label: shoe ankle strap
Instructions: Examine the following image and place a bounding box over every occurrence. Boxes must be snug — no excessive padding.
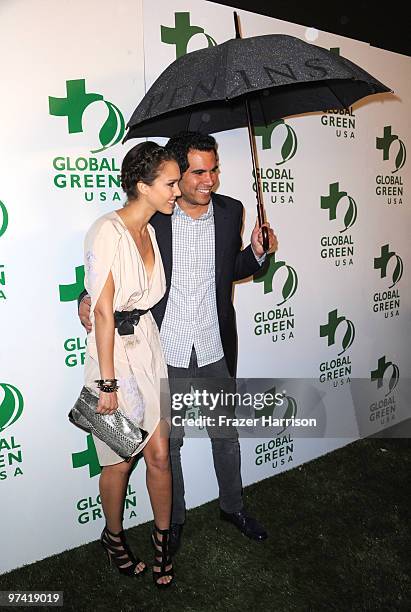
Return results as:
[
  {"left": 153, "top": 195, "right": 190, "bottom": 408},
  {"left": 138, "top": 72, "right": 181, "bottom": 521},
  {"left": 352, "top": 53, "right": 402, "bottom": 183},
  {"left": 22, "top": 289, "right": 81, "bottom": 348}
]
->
[
  {"left": 153, "top": 524, "right": 170, "bottom": 535},
  {"left": 104, "top": 525, "right": 124, "bottom": 537}
]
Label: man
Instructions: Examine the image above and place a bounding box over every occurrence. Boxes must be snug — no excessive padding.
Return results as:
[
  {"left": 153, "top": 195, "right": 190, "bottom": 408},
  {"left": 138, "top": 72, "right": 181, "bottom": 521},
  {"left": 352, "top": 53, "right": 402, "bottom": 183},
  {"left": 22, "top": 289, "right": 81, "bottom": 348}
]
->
[{"left": 79, "top": 131, "right": 277, "bottom": 553}]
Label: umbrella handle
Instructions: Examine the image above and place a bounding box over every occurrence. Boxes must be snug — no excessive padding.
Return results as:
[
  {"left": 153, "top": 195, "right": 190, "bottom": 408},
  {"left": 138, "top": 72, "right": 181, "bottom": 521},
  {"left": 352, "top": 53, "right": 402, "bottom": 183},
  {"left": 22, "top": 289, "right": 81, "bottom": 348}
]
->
[
  {"left": 234, "top": 11, "right": 242, "bottom": 38},
  {"left": 235, "top": 11, "right": 269, "bottom": 253},
  {"left": 256, "top": 203, "right": 269, "bottom": 252},
  {"left": 245, "top": 99, "right": 270, "bottom": 253},
  {"left": 261, "top": 226, "right": 269, "bottom": 252}
]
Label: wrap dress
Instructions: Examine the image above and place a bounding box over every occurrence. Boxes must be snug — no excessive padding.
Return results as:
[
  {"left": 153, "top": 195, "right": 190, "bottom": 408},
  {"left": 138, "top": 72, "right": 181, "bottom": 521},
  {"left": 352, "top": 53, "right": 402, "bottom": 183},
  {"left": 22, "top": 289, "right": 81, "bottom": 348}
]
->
[{"left": 83, "top": 211, "right": 168, "bottom": 466}]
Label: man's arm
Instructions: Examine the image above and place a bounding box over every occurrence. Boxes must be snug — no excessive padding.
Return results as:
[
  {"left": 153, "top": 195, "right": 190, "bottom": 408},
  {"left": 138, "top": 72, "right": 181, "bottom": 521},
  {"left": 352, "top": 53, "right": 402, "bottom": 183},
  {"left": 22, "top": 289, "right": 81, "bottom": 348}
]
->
[
  {"left": 78, "top": 290, "right": 92, "bottom": 333},
  {"left": 233, "top": 244, "right": 262, "bottom": 281},
  {"left": 78, "top": 289, "right": 88, "bottom": 310},
  {"left": 234, "top": 219, "right": 277, "bottom": 281}
]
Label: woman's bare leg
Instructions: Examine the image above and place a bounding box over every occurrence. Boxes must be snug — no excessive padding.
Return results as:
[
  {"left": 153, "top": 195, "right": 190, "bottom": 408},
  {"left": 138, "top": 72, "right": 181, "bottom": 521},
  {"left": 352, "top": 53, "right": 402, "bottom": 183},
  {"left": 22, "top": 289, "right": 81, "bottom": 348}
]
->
[
  {"left": 143, "top": 421, "right": 173, "bottom": 585},
  {"left": 143, "top": 421, "right": 172, "bottom": 527},
  {"left": 99, "top": 458, "right": 146, "bottom": 573},
  {"left": 99, "top": 460, "right": 134, "bottom": 532}
]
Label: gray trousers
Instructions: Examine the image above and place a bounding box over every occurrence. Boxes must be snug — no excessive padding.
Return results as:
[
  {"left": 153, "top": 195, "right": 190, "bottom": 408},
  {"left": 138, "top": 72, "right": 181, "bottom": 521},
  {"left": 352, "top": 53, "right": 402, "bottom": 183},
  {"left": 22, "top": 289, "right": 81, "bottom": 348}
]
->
[{"left": 167, "top": 348, "right": 243, "bottom": 524}]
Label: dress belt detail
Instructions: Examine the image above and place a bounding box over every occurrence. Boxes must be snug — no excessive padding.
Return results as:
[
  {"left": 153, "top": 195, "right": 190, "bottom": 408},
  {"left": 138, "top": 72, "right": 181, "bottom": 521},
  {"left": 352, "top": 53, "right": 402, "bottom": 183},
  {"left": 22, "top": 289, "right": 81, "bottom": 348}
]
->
[{"left": 114, "top": 309, "right": 149, "bottom": 336}]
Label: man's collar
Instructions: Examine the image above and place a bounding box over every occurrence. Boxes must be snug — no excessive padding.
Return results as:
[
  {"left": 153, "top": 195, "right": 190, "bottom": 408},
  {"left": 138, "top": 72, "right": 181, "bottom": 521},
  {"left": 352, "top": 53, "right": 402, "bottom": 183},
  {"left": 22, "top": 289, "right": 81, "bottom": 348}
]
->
[{"left": 174, "top": 199, "right": 214, "bottom": 220}]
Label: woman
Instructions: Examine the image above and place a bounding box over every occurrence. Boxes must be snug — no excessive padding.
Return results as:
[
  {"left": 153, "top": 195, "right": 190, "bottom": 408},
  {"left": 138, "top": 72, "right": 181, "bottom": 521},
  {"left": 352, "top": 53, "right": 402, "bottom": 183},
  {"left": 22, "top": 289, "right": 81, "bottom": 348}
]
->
[{"left": 83, "top": 142, "right": 180, "bottom": 587}]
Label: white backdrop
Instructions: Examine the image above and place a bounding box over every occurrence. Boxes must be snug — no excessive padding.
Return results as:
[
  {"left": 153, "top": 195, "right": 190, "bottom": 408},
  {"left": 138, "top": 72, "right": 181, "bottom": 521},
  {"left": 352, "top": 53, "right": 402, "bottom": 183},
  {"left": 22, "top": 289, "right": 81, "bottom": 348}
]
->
[{"left": 0, "top": 0, "right": 410, "bottom": 574}]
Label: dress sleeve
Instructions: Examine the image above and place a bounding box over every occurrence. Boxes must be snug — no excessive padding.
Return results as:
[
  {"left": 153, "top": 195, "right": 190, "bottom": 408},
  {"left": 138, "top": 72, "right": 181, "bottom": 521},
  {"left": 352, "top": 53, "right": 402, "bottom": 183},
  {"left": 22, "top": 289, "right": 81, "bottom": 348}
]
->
[{"left": 84, "top": 218, "right": 123, "bottom": 316}]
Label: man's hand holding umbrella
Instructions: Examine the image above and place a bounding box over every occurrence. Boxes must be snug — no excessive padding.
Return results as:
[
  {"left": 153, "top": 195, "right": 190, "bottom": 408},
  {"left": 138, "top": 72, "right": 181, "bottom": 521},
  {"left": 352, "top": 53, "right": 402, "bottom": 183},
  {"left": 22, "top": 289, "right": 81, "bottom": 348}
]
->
[{"left": 251, "top": 220, "right": 277, "bottom": 258}]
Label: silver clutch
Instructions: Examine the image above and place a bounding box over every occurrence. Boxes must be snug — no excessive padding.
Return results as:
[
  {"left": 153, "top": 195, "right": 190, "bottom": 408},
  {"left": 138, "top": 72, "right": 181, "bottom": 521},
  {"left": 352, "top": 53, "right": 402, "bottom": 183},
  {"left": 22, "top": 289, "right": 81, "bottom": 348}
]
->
[{"left": 68, "top": 386, "right": 147, "bottom": 461}]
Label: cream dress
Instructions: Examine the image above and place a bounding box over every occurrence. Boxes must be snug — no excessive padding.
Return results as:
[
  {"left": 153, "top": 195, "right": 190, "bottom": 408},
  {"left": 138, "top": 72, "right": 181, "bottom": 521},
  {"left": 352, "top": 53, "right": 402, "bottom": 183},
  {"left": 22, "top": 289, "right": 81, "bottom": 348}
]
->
[{"left": 83, "top": 211, "right": 168, "bottom": 466}]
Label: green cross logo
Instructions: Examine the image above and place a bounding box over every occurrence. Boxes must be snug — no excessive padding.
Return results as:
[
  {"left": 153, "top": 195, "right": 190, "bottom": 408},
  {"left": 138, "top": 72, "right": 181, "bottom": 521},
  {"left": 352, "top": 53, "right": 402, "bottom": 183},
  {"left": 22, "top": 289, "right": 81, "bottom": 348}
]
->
[
  {"left": 59, "top": 266, "right": 85, "bottom": 302},
  {"left": 371, "top": 355, "right": 399, "bottom": 396},
  {"left": 254, "top": 120, "right": 298, "bottom": 164},
  {"left": 374, "top": 244, "right": 403, "bottom": 288},
  {"left": 320, "top": 309, "right": 355, "bottom": 356},
  {"left": 72, "top": 434, "right": 101, "bottom": 478},
  {"left": 0, "top": 200, "right": 8, "bottom": 238},
  {"left": 161, "top": 12, "right": 217, "bottom": 59},
  {"left": 253, "top": 254, "right": 298, "bottom": 305},
  {"left": 376, "top": 126, "right": 406, "bottom": 173},
  {"left": 320, "top": 182, "right": 357, "bottom": 233},
  {"left": 255, "top": 387, "right": 297, "bottom": 436},
  {"left": 0, "top": 383, "right": 24, "bottom": 433},
  {"left": 49, "top": 79, "right": 125, "bottom": 153}
]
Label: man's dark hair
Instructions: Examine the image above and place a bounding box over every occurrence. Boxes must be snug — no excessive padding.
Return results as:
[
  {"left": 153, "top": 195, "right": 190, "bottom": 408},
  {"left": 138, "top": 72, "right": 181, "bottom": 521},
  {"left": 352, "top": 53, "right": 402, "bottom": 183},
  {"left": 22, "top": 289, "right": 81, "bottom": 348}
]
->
[{"left": 165, "top": 131, "right": 217, "bottom": 174}]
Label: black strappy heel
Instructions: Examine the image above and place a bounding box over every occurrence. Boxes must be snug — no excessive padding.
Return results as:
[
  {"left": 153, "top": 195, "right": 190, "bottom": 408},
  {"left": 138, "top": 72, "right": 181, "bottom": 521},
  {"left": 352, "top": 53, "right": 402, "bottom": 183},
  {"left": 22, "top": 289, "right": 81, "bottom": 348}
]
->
[
  {"left": 151, "top": 524, "right": 174, "bottom": 588},
  {"left": 101, "top": 526, "right": 147, "bottom": 577}
]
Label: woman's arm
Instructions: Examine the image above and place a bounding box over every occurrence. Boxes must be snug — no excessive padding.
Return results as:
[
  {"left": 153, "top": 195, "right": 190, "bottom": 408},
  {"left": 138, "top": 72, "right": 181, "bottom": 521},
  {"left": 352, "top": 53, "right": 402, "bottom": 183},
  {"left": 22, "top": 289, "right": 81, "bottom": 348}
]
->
[{"left": 93, "top": 270, "right": 118, "bottom": 415}]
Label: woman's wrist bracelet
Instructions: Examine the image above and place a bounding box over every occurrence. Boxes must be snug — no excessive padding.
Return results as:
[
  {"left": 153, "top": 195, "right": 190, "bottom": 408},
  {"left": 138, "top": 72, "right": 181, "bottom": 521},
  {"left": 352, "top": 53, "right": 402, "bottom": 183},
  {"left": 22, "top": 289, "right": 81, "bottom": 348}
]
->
[{"left": 95, "top": 379, "right": 119, "bottom": 393}]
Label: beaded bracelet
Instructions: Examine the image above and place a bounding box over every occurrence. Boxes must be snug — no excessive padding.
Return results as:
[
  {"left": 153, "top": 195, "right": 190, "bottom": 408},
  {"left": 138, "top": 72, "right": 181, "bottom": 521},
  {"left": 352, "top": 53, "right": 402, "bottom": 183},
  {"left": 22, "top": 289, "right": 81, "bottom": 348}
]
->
[{"left": 95, "top": 379, "right": 119, "bottom": 393}]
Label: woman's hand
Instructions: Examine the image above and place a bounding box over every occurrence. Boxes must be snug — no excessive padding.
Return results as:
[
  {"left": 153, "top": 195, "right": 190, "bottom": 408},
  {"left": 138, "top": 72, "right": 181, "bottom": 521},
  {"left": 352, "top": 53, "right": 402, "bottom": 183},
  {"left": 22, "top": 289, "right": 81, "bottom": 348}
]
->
[{"left": 96, "top": 391, "right": 118, "bottom": 415}]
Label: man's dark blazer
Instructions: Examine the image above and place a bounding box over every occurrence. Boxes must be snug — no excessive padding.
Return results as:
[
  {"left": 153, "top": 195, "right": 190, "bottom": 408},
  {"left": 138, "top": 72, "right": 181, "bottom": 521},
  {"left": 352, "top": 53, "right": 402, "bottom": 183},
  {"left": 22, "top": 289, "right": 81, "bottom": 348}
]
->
[{"left": 150, "top": 192, "right": 261, "bottom": 377}]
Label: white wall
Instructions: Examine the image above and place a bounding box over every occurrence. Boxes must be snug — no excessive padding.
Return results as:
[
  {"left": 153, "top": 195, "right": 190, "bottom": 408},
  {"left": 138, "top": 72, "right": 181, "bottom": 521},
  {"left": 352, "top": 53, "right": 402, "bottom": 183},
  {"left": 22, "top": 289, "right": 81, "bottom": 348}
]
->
[{"left": 0, "top": 0, "right": 409, "bottom": 573}]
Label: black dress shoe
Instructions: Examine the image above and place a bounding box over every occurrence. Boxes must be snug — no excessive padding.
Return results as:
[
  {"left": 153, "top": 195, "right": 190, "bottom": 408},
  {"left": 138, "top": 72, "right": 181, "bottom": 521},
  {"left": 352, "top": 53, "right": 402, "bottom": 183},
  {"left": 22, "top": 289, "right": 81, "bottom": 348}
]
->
[
  {"left": 220, "top": 509, "right": 268, "bottom": 541},
  {"left": 168, "top": 523, "right": 183, "bottom": 555}
]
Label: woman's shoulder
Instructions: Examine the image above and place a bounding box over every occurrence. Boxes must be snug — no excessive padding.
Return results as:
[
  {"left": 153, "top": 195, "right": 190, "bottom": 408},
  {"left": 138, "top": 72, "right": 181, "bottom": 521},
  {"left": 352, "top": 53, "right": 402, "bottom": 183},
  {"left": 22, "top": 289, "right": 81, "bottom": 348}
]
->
[{"left": 85, "top": 211, "right": 125, "bottom": 241}]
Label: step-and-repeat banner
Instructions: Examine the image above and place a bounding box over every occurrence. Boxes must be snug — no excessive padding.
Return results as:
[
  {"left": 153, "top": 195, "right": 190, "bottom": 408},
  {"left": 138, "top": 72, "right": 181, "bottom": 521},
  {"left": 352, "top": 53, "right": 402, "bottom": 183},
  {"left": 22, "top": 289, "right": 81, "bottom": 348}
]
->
[{"left": 1, "top": 0, "right": 410, "bottom": 573}]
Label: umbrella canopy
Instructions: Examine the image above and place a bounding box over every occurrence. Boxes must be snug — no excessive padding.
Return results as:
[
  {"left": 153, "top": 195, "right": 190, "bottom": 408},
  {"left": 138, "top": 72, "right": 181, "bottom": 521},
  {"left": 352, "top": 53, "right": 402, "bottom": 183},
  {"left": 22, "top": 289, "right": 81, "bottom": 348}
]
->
[{"left": 125, "top": 33, "right": 391, "bottom": 139}]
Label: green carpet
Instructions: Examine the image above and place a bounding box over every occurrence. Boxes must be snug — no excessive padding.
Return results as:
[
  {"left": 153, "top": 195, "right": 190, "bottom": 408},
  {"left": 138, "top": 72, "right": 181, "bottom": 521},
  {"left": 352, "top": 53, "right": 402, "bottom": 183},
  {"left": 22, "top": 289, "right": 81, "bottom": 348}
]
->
[{"left": 1, "top": 437, "right": 410, "bottom": 612}]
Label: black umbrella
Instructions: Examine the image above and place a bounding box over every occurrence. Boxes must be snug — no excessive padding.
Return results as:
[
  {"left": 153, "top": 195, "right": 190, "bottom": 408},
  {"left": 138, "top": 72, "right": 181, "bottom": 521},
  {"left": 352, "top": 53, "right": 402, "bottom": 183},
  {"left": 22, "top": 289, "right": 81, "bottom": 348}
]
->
[{"left": 125, "top": 14, "right": 391, "bottom": 248}]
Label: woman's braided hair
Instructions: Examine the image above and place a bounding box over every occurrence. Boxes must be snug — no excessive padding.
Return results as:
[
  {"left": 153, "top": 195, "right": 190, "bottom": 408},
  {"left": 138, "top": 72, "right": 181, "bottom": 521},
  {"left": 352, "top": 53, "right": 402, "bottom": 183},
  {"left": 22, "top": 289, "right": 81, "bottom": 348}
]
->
[{"left": 121, "top": 141, "right": 176, "bottom": 199}]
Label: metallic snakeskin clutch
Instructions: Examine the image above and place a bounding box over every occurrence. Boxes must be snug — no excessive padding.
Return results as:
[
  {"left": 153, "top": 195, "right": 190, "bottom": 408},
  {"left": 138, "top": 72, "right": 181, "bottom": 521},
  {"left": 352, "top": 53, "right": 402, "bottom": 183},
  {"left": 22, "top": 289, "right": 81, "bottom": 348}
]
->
[{"left": 68, "top": 386, "right": 147, "bottom": 460}]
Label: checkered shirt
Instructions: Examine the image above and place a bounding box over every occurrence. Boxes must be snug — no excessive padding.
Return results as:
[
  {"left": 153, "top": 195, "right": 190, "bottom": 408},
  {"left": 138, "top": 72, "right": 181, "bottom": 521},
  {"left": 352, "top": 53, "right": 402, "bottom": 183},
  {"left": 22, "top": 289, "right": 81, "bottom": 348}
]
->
[{"left": 160, "top": 200, "right": 225, "bottom": 368}]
